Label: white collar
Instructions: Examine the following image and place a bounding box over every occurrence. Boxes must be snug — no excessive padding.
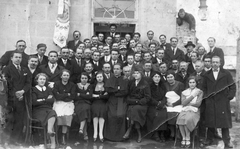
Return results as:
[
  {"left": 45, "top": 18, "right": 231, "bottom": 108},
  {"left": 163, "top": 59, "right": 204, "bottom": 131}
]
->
[
  {"left": 13, "top": 63, "right": 20, "bottom": 69},
  {"left": 35, "top": 85, "right": 46, "bottom": 91}
]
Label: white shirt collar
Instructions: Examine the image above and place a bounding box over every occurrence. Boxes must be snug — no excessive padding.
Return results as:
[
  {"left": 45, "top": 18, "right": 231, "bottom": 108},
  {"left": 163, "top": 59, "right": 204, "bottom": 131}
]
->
[{"left": 35, "top": 85, "right": 46, "bottom": 91}]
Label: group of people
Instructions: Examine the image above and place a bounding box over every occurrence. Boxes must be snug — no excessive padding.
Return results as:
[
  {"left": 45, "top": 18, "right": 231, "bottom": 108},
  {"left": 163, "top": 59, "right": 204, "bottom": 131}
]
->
[{"left": 0, "top": 24, "right": 236, "bottom": 149}]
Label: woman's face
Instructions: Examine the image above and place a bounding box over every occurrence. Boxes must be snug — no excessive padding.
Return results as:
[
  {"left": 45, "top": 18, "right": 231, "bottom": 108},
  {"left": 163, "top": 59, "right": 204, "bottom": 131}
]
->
[
  {"left": 37, "top": 75, "right": 46, "bottom": 87},
  {"left": 80, "top": 75, "right": 88, "bottom": 84},
  {"left": 152, "top": 74, "right": 161, "bottom": 84},
  {"left": 61, "top": 71, "right": 70, "bottom": 82},
  {"left": 96, "top": 74, "right": 103, "bottom": 83},
  {"left": 189, "top": 79, "right": 197, "bottom": 89},
  {"left": 134, "top": 71, "right": 142, "bottom": 80},
  {"left": 167, "top": 74, "right": 175, "bottom": 84}
]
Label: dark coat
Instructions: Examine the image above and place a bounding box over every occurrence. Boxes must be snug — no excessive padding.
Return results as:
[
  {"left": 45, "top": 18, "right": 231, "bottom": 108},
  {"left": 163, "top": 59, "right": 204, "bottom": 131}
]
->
[
  {"left": 53, "top": 81, "right": 76, "bottom": 102},
  {"left": 202, "top": 68, "right": 236, "bottom": 128},
  {"left": 70, "top": 58, "right": 84, "bottom": 83},
  {"left": 175, "top": 71, "right": 190, "bottom": 88},
  {"left": 32, "top": 53, "right": 48, "bottom": 67},
  {"left": 27, "top": 67, "right": 41, "bottom": 86},
  {"left": 187, "top": 62, "right": 195, "bottom": 75},
  {"left": 39, "top": 64, "right": 64, "bottom": 82},
  {"left": 160, "top": 42, "right": 171, "bottom": 51},
  {"left": 0, "top": 50, "right": 29, "bottom": 68},
  {"left": 67, "top": 40, "right": 82, "bottom": 52},
  {"left": 206, "top": 47, "right": 225, "bottom": 67},
  {"left": 57, "top": 58, "right": 73, "bottom": 74},
  {"left": 164, "top": 47, "right": 185, "bottom": 63}
]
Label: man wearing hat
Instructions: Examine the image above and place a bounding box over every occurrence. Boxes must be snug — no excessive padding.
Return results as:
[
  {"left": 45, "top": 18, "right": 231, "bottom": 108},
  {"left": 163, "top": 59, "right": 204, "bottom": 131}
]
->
[
  {"left": 32, "top": 43, "right": 48, "bottom": 67},
  {"left": 184, "top": 41, "right": 195, "bottom": 63}
]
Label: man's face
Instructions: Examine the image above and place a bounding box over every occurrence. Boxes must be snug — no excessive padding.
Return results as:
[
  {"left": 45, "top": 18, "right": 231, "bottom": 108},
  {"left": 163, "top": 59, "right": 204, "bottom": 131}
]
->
[
  {"left": 78, "top": 43, "right": 85, "bottom": 49},
  {"left": 61, "top": 48, "right": 70, "bottom": 59},
  {"left": 120, "top": 39, "right": 127, "bottom": 46},
  {"left": 98, "top": 34, "right": 104, "bottom": 42},
  {"left": 48, "top": 52, "right": 58, "bottom": 64},
  {"left": 112, "top": 43, "right": 119, "bottom": 49},
  {"left": 144, "top": 53, "right": 151, "bottom": 62},
  {"left": 73, "top": 32, "right": 81, "bottom": 40},
  {"left": 75, "top": 49, "right": 83, "bottom": 59},
  {"left": 198, "top": 47, "right": 205, "bottom": 55},
  {"left": 125, "top": 34, "right": 131, "bottom": 42},
  {"left": 16, "top": 41, "right": 26, "bottom": 52},
  {"left": 123, "top": 68, "right": 131, "bottom": 77},
  {"left": 159, "top": 64, "right": 167, "bottom": 74},
  {"left": 119, "top": 49, "right": 127, "bottom": 56},
  {"left": 127, "top": 56, "right": 134, "bottom": 65},
  {"left": 195, "top": 62, "right": 203, "bottom": 73},
  {"left": 105, "top": 37, "right": 113, "bottom": 45},
  {"left": 204, "top": 58, "right": 211, "bottom": 68},
  {"left": 159, "top": 36, "right": 166, "bottom": 44},
  {"left": 187, "top": 46, "right": 194, "bottom": 53},
  {"left": 135, "top": 54, "right": 141, "bottom": 62},
  {"left": 147, "top": 31, "right": 154, "bottom": 40},
  {"left": 191, "top": 53, "right": 198, "bottom": 63},
  {"left": 212, "top": 57, "right": 221, "bottom": 70},
  {"left": 172, "top": 60, "right": 179, "bottom": 70},
  {"left": 11, "top": 53, "right": 22, "bottom": 65},
  {"left": 208, "top": 38, "right": 215, "bottom": 48},
  {"left": 114, "top": 35, "right": 121, "bottom": 43},
  {"left": 98, "top": 45, "right": 104, "bottom": 53},
  {"left": 179, "top": 12, "right": 185, "bottom": 18},
  {"left": 103, "top": 64, "right": 111, "bottom": 74},
  {"left": 130, "top": 40, "right": 136, "bottom": 48},
  {"left": 113, "top": 65, "right": 122, "bottom": 76},
  {"left": 170, "top": 38, "right": 178, "bottom": 47},
  {"left": 84, "top": 49, "right": 92, "bottom": 59},
  {"left": 103, "top": 47, "right": 110, "bottom": 55},
  {"left": 133, "top": 34, "right": 140, "bottom": 42},
  {"left": 180, "top": 63, "right": 188, "bottom": 72},
  {"left": 144, "top": 63, "right": 152, "bottom": 72},
  {"left": 84, "top": 63, "right": 93, "bottom": 73},
  {"left": 84, "top": 40, "right": 91, "bottom": 47},
  {"left": 149, "top": 44, "right": 156, "bottom": 53},
  {"left": 91, "top": 47, "right": 97, "bottom": 52},
  {"left": 37, "top": 47, "right": 46, "bottom": 57},
  {"left": 61, "top": 71, "right": 70, "bottom": 82},
  {"left": 92, "top": 52, "right": 100, "bottom": 62},
  {"left": 110, "top": 26, "right": 116, "bottom": 33},
  {"left": 111, "top": 51, "right": 119, "bottom": 60},
  {"left": 156, "top": 50, "right": 164, "bottom": 59},
  {"left": 92, "top": 37, "right": 98, "bottom": 44},
  {"left": 28, "top": 57, "right": 38, "bottom": 69}
]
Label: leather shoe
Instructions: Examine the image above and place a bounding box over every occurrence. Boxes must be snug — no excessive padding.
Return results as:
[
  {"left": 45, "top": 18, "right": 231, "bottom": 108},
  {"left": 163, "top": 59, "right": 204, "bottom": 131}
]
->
[{"left": 225, "top": 142, "right": 233, "bottom": 148}]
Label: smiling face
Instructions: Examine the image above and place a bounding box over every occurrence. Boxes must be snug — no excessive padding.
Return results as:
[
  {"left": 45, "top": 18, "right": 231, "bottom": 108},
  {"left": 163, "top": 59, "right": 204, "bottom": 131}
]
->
[
  {"left": 167, "top": 74, "right": 175, "bottom": 84},
  {"left": 61, "top": 71, "right": 70, "bottom": 82},
  {"left": 37, "top": 75, "right": 47, "bottom": 87},
  {"left": 28, "top": 57, "right": 39, "bottom": 69},
  {"left": 11, "top": 53, "right": 22, "bottom": 65}
]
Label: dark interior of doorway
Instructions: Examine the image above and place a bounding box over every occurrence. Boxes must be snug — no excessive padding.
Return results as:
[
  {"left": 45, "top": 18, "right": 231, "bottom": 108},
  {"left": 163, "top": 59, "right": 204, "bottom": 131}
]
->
[{"left": 94, "top": 23, "right": 135, "bottom": 38}]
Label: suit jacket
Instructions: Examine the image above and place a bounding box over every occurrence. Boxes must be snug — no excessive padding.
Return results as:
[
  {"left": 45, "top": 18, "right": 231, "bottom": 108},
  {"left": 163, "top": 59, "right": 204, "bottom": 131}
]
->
[
  {"left": 185, "top": 53, "right": 192, "bottom": 63},
  {"left": 160, "top": 42, "right": 171, "bottom": 50},
  {"left": 32, "top": 53, "right": 48, "bottom": 67},
  {"left": 105, "top": 32, "right": 121, "bottom": 39},
  {"left": 27, "top": 67, "right": 41, "bottom": 86},
  {"left": 92, "top": 60, "right": 103, "bottom": 73},
  {"left": 206, "top": 47, "right": 225, "bottom": 67},
  {"left": 119, "top": 55, "right": 127, "bottom": 64},
  {"left": 190, "top": 70, "right": 206, "bottom": 90},
  {"left": 143, "top": 70, "right": 155, "bottom": 82},
  {"left": 67, "top": 40, "right": 82, "bottom": 52},
  {"left": 143, "top": 39, "right": 160, "bottom": 50},
  {"left": 187, "top": 62, "right": 195, "bottom": 75},
  {"left": 57, "top": 58, "right": 73, "bottom": 74},
  {"left": 3, "top": 63, "right": 31, "bottom": 99},
  {"left": 164, "top": 47, "right": 185, "bottom": 63},
  {"left": 99, "top": 55, "right": 111, "bottom": 65},
  {"left": 103, "top": 72, "right": 113, "bottom": 82},
  {"left": 39, "top": 64, "right": 64, "bottom": 82},
  {"left": 109, "top": 59, "right": 123, "bottom": 70},
  {"left": 70, "top": 58, "right": 84, "bottom": 83},
  {"left": 0, "top": 50, "right": 29, "bottom": 68},
  {"left": 175, "top": 71, "right": 190, "bottom": 88}
]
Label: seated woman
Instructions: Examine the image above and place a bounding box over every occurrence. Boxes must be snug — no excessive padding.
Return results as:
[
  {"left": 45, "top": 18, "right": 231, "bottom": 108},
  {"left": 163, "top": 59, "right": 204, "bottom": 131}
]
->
[
  {"left": 91, "top": 71, "right": 109, "bottom": 142},
  {"left": 75, "top": 72, "right": 93, "bottom": 141},
  {"left": 176, "top": 76, "right": 203, "bottom": 148},
  {"left": 124, "top": 67, "right": 151, "bottom": 143},
  {"left": 146, "top": 72, "right": 167, "bottom": 142},
  {"left": 165, "top": 71, "right": 184, "bottom": 140},
  {"left": 32, "top": 73, "right": 57, "bottom": 149},
  {"left": 53, "top": 69, "right": 75, "bottom": 145}
]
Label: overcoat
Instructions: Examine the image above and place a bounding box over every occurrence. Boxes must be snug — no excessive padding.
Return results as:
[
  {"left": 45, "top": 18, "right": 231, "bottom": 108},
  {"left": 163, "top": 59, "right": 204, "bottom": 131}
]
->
[{"left": 202, "top": 68, "right": 236, "bottom": 128}]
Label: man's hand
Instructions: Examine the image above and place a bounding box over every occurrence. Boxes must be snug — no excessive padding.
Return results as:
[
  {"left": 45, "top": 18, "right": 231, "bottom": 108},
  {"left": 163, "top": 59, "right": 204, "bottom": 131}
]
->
[
  {"left": 47, "top": 95, "right": 53, "bottom": 99},
  {"left": 15, "top": 90, "right": 25, "bottom": 99},
  {"left": 48, "top": 82, "right": 54, "bottom": 88}
]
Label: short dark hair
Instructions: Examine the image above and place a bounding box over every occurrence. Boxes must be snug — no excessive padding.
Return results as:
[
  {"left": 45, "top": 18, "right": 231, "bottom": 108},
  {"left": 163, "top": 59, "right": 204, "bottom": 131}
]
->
[
  {"left": 11, "top": 51, "right": 22, "bottom": 57},
  {"left": 110, "top": 24, "right": 117, "bottom": 28},
  {"left": 149, "top": 42, "right": 157, "bottom": 47},
  {"left": 73, "top": 30, "right": 81, "bottom": 36},
  {"left": 133, "top": 32, "right": 141, "bottom": 37},
  {"left": 84, "top": 38, "right": 90, "bottom": 42},
  {"left": 111, "top": 49, "right": 119, "bottom": 54},
  {"left": 159, "top": 34, "right": 166, "bottom": 39},
  {"left": 16, "top": 40, "right": 26, "bottom": 45},
  {"left": 207, "top": 37, "right": 216, "bottom": 42},
  {"left": 170, "top": 37, "right": 178, "bottom": 42},
  {"left": 147, "top": 30, "right": 154, "bottom": 35},
  {"left": 48, "top": 50, "right": 58, "bottom": 56},
  {"left": 28, "top": 55, "right": 38, "bottom": 60}
]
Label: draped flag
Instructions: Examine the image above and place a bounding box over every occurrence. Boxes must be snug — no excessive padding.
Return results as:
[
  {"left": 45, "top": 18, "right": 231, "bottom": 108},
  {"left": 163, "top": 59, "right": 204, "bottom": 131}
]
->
[{"left": 53, "top": 0, "right": 71, "bottom": 48}]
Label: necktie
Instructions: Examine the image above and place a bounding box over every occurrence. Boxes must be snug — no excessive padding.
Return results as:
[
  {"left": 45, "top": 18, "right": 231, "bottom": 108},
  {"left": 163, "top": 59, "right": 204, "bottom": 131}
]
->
[
  {"left": 78, "top": 59, "right": 81, "bottom": 67},
  {"left": 16, "top": 65, "right": 21, "bottom": 74},
  {"left": 172, "top": 48, "right": 175, "bottom": 55},
  {"left": 51, "top": 64, "right": 55, "bottom": 69}
]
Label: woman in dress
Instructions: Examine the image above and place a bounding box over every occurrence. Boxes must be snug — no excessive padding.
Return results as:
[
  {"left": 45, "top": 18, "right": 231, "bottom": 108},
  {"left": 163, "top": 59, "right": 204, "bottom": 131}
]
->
[
  {"left": 176, "top": 76, "right": 203, "bottom": 147},
  {"left": 124, "top": 67, "right": 151, "bottom": 143},
  {"left": 53, "top": 69, "right": 75, "bottom": 145},
  {"left": 91, "top": 71, "right": 109, "bottom": 142},
  {"left": 75, "top": 72, "right": 93, "bottom": 141},
  {"left": 146, "top": 72, "right": 167, "bottom": 142},
  {"left": 165, "top": 71, "right": 184, "bottom": 140},
  {"left": 32, "top": 73, "right": 57, "bottom": 149}
]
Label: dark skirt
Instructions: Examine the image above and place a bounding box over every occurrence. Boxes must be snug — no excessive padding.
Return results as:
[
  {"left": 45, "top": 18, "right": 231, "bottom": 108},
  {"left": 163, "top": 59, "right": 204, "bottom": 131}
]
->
[
  {"left": 91, "top": 100, "right": 107, "bottom": 119},
  {"left": 127, "top": 104, "right": 148, "bottom": 127},
  {"left": 146, "top": 106, "right": 168, "bottom": 132},
  {"left": 104, "top": 96, "right": 127, "bottom": 141},
  {"left": 167, "top": 112, "right": 179, "bottom": 125},
  {"left": 75, "top": 102, "right": 91, "bottom": 122},
  {"left": 32, "top": 106, "right": 56, "bottom": 126}
]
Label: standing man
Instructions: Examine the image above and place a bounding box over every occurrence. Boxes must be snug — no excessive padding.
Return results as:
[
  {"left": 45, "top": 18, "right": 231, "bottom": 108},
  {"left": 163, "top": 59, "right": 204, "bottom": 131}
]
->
[
  {"left": 27, "top": 55, "right": 41, "bottom": 86},
  {"left": 57, "top": 48, "right": 73, "bottom": 74},
  {"left": 202, "top": 56, "right": 236, "bottom": 148},
  {"left": 67, "top": 31, "right": 82, "bottom": 52},
  {"left": 175, "top": 61, "right": 190, "bottom": 88},
  {"left": 143, "top": 30, "right": 160, "bottom": 50},
  {"left": 3, "top": 52, "right": 31, "bottom": 144},
  {"left": 206, "top": 37, "right": 225, "bottom": 67},
  {"left": 159, "top": 34, "right": 171, "bottom": 50},
  {"left": 32, "top": 43, "right": 48, "bottom": 67},
  {"left": 70, "top": 48, "right": 84, "bottom": 83},
  {"left": 0, "top": 40, "right": 29, "bottom": 69},
  {"left": 106, "top": 24, "right": 119, "bottom": 38}
]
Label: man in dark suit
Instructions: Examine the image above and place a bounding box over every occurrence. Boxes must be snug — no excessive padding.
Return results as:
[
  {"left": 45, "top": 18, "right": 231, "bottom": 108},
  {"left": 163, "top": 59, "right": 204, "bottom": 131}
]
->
[
  {"left": 206, "top": 37, "right": 225, "bottom": 67},
  {"left": 184, "top": 41, "right": 195, "bottom": 63},
  {"left": 152, "top": 48, "right": 168, "bottom": 72},
  {"left": 67, "top": 30, "right": 82, "bottom": 52},
  {"left": 102, "top": 63, "right": 112, "bottom": 82},
  {"left": 104, "top": 36, "right": 113, "bottom": 47},
  {"left": 187, "top": 51, "right": 198, "bottom": 75},
  {"left": 92, "top": 51, "right": 102, "bottom": 73},
  {"left": 100, "top": 46, "right": 111, "bottom": 64},
  {"left": 57, "top": 48, "right": 73, "bottom": 74},
  {"left": 126, "top": 39, "right": 137, "bottom": 56},
  {"left": 32, "top": 43, "right": 48, "bottom": 67},
  {"left": 159, "top": 34, "right": 171, "bottom": 50},
  {"left": 143, "top": 61, "right": 154, "bottom": 82},
  {"left": 110, "top": 50, "right": 122, "bottom": 70},
  {"left": 119, "top": 47, "right": 127, "bottom": 64},
  {"left": 70, "top": 48, "right": 84, "bottom": 83},
  {"left": 39, "top": 51, "right": 64, "bottom": 89},
  {"left": 202, "top": 56, "right": 235, "bottom": 148},
  {"left": 0, "top": 40, "right": 29, "bottom": 69},
  {"left": 164, "top": 37, "right": 185, "bottom": 63},
  {"left": 98, "top": 33, "right": 105, "bottom": 45},
  {"left": 168, "top": 59, "right": 179, "bottom": 74},
  {"left": 105, "top": 24, "right": 119, "bottom": 38},
  {"left": 159, "top": 62, "right": 168, "bottom": 82},
  {"left": 27, "top": 55, "right": 41, "bottom": 86},
  {"left": 175, "top": 61, "right": 190, "bottom": 88},
  {"left": 3, "top": 51, "right": 31, "bottom": 144}
]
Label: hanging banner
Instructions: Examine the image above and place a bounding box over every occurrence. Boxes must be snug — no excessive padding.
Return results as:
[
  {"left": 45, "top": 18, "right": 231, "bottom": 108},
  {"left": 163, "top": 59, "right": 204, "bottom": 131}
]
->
[{"left": 53, "top": 0, "right": 71, "bottom": 48}]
